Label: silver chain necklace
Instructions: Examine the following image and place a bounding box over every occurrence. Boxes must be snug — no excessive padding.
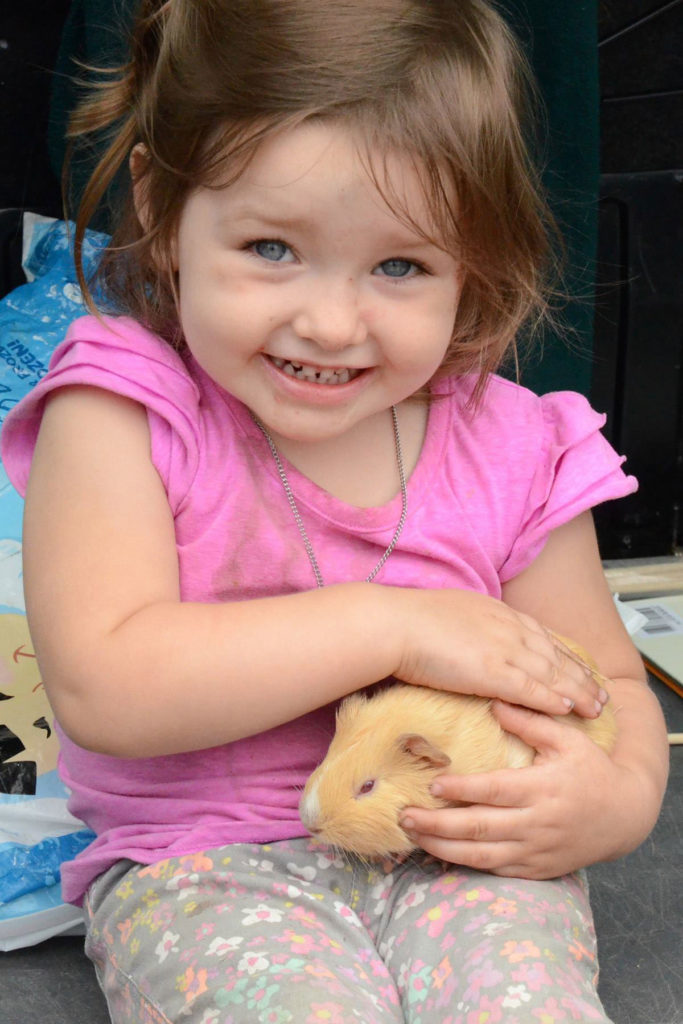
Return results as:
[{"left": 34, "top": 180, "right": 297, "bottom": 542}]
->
[{"left": 251, "top": 406, "right": 408, "bottom": 587}]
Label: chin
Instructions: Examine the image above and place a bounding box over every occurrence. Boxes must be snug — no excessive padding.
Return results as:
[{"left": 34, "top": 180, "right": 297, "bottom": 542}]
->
[{"left": 263, "top": 407, "right": 366, "bottom": 444}]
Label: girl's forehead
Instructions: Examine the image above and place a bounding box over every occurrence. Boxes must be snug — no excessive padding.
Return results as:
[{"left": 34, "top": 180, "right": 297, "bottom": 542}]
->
[{"left": 214, "top": 121, "right": 448, "bottom": 235}]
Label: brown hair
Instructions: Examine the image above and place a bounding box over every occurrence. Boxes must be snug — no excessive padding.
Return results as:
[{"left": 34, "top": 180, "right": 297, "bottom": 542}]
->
[{"left": 67, "top": 0, "right": 561, "bottom": 393}]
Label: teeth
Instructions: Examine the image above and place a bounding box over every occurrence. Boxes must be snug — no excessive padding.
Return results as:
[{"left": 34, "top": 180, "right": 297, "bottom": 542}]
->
[{"left": 269, "top": 356, "right": 360, "bottom": 385}]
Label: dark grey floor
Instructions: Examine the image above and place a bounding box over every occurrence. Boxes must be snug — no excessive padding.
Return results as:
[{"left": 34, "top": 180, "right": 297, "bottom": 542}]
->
[
  {"left": 1, "top": 679, "right": 681, "bottom": 1024},
  {"left": 587, "top": 679, "right": 683, "bottom": 1024}
]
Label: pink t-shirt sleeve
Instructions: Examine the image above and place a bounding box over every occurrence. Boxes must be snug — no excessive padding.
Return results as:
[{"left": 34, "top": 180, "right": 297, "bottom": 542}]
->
[
  {"left": 498, "top": 389, "right": 637, "bottom": 581},
  {"left": 0, "top": 315, "right": 201, "bottom": 514}
]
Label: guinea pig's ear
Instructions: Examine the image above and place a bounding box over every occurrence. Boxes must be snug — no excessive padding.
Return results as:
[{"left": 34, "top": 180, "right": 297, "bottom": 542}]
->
[{"left": 399, "top": 733, "right": 451, "bottom": 769}]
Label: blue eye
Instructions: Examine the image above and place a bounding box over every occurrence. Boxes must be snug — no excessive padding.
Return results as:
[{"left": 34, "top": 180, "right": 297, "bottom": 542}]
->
[
  {"left": 376, "top": 259, "right": 418, "bottom": 279},
  {"left": 253, "top": 240, "right": 292, "bottom": 262}
]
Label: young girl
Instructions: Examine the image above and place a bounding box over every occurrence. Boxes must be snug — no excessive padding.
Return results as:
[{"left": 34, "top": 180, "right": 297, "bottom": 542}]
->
[{"left": 2, "top": 1, "right": 669, "bottom": 1022}]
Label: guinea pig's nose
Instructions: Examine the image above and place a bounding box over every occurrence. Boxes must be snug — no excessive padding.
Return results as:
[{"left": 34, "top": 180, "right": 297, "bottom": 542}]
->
[{"left": 299, "top": 787, "right": 322, "bottom": 832}]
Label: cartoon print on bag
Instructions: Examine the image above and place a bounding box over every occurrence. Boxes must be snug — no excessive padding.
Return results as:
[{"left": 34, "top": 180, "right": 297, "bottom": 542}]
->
[{"left": 0, "top": 613, "right": 57, "bottom": 794}]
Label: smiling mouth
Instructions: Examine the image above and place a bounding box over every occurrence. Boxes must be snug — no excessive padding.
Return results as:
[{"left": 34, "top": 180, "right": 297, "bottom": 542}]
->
[{"left": 268, "top": 356, "right": 364, "bottom": 385}]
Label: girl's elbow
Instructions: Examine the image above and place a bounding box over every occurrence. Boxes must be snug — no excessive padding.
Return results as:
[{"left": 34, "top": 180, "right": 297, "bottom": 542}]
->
[
  {"left": 48, "top": 692, "right": 118, "bottom": 755},
  {"left": 44, "top": 672, "right": 144, "bottom": 758},
  {"left": 56, "top": 706, "right": 152, "bottom": 758}
]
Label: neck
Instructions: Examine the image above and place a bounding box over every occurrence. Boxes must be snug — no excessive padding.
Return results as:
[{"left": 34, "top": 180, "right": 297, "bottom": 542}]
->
[{"left": 267, "top": 401, "right": 427, "bottom": 506}]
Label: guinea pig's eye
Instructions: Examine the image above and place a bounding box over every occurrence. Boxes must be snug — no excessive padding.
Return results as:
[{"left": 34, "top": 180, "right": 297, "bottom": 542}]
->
[{"left": 355, "top": 778, "right": 376, "bottom": 798}]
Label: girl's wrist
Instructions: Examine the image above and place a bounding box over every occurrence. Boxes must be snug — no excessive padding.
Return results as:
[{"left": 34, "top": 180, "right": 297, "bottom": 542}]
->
[
  {"left": 372, "top": 583, "right": 434, "bottom": 685},
  {"left": 324, "top": 581, "right": 409, "bottom": 684},
  {"left": 363, "top": 582, "right": 414, "bottom": 678}
]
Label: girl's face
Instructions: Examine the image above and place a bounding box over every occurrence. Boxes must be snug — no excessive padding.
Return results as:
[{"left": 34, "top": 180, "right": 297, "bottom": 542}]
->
[{"left": 173, "top": 121, "right": 461, "bottom": 447}]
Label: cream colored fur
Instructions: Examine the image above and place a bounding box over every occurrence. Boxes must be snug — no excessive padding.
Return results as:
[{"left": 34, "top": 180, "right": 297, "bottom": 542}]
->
[{"left": 299, "top": 636, "right": 617, "bottom": 859}]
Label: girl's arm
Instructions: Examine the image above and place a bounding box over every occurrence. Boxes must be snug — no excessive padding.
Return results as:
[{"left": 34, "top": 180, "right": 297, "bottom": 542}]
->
[
  {"left": 504, "top": 509, "right": 670, "bottom": 855},
  {"left": 399, "top": 511, "right": 670, "bottom": 877},
  {"left": 24, "top": 387, "right": 396, "bottom": 756},
  {"left": 25, "top": 387, "right": 603, "bottom": 758}
]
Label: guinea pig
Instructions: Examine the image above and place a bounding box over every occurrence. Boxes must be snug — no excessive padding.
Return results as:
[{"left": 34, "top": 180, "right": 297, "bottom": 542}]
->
[{"left": 299, "top": 634, "right": 617, "bottom": 859}]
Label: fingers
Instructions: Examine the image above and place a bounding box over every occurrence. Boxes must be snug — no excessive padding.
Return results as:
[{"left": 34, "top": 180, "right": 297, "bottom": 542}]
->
[
  {"left": 403, "top": 802, "right": 525, "bottom": 843},
  {"left": 397, "top": 761, "right": 548, "bottom": 856},
  {"left": 398, "top": 719, "right": 615, "bottom": 878},
  {"left": 395, "top": 588, "right": 611, "bottom": 718},
  {"left": 398, "top": 770, "right": 531, "bottom": 871},
  {"left": 400, "top": 800, "right": 546, "bottom": 878},
  {"left": 517, "top": 627, "right": 608, "bottom": 719},
  {"left": 412, "top": 765, "right": 532, "bottom": 813},
  {"left": 410, "top": 835, "right": 549, "bottom": 880},
  {"left": 478, "top": 608, "right": 607, "bottom": 717},
  {"left": 490, "top": 700, "right": 587, "bottom": 754},
  {"left": 484, "top": 658, "right": 604, "bottom": 721},
  {"left": 399, "top": 770, "right": 556, "bottom": 878}
]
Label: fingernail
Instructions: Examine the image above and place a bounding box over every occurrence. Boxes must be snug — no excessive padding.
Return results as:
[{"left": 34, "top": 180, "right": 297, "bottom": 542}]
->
[
  {"left": 430, "top": 782, "right": 443, "bottom": 797},
  {"left": 594, "top": 700, "right": 603, "bottom": 715},
  {"left": 401, "top": 816, "right": 415, "bottom": 831},
  {"left": 563, "top": 697, "right": 575, "bottom": 711},
  {"left": 598, "top": 688, "right": 609, "bottom": 705}
]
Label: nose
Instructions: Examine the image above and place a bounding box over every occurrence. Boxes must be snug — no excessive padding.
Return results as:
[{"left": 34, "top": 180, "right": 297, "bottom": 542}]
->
[{"left": 292, "top": 275, "right": 368, "bottom": 352}]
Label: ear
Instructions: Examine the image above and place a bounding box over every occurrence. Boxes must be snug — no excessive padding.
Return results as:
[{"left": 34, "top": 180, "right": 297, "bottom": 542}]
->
[
  {"left": 129, "top": 143, "right": 179, "bottom": 272},
  {"left": 399, "top": 733, "right": 451, "bottom": 769},
  {"left": 130, "top": 144, "right": 152, "bottom": 233}
]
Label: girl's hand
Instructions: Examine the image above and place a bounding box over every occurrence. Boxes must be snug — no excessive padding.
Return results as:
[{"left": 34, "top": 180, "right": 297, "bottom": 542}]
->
[
  {"left": 399, "top": 701, "right": 659, "bottom": 880},
  {"left": 392, "top": 588, "right": 606, "bottom": 720}
]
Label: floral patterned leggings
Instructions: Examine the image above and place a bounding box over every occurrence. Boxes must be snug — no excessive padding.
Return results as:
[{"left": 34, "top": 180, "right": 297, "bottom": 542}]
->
[{"left": 83, "top": 838, "right": 613, "bottom": 1024}]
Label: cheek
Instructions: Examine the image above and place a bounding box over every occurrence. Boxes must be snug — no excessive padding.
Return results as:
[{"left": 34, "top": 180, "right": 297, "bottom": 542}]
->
[
  {"left": 178, "top": 271, "right": 247, "bottom": 344},
  {"left": 178, "top": 258, "right": 229, "bottom": 309},
  {"left": 397, "top": 324, "right": 454, "bottom": 378},
  {"left": 438, "top": 283, "right": 462, "bottom": 334},
  {"left": 431, "top": 275, "right": 462, "bottom": 335},
  {"left": 394, "top": 291, "right": 460, "bottom": 361}
]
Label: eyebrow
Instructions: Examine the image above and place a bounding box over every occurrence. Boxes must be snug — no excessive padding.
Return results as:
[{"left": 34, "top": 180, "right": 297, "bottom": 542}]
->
[
  {"left": 219, "top": 204, "right": 311, "bottom": 233},
  {"left": 223, "top": 204, "right": 442, "bottom": 248}
]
